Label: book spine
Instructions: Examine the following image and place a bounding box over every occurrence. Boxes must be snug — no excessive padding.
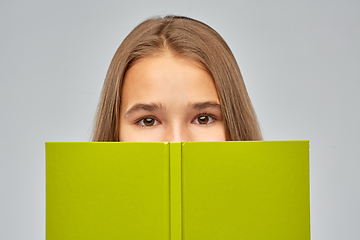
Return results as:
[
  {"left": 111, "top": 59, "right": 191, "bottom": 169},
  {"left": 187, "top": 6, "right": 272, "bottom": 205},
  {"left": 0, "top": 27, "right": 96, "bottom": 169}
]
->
[{"left": 170, "top": 142, "right": 182, "bottom": 240}]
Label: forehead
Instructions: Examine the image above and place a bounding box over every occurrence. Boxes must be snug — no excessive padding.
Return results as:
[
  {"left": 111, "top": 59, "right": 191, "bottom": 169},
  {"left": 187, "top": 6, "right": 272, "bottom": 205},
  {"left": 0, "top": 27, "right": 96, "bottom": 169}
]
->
[{"left": 121, "top": 54, "right": 219, "bottom": 110}]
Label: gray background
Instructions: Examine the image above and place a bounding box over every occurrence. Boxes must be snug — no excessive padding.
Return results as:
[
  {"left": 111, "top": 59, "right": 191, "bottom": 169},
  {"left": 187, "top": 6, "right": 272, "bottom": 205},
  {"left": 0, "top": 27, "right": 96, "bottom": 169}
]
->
[{"left": 1, "top": 0, "right": 359, "bottom": 239}]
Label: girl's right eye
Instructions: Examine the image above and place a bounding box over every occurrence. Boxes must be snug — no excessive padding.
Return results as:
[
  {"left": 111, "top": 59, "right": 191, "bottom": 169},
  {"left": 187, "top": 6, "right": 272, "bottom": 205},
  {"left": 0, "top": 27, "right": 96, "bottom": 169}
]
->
[{"left": 136, "top": 117, "right": 160, "bottom": 127}]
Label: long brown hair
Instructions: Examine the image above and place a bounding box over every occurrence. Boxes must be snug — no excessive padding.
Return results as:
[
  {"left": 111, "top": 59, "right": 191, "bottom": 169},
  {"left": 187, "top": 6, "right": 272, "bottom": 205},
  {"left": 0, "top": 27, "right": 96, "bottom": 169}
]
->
[{"left": 92, "top": 15, "right": 262, "bottom": 141}]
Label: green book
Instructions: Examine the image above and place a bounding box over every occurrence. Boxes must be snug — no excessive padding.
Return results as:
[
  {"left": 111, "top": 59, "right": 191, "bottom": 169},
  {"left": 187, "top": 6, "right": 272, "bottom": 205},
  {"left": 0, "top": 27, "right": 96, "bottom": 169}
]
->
[{"left": 46, "top": 141, "right": 310, "bottom": 240}]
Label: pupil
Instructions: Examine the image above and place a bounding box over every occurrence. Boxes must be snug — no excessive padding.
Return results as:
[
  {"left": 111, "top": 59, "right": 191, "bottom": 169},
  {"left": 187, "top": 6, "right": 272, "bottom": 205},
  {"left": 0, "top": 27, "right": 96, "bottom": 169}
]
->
[
  {"left": 144, "top": 118, "right": 154, "bottom": 126},
  {"left": 199, "top": 116, "right": 209, "bottom": 124}
]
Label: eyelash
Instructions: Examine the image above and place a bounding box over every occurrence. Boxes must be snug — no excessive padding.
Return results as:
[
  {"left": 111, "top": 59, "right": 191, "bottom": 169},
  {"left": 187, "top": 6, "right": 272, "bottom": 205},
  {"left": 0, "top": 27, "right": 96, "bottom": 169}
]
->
[{"left": 135, "top": 112, "right": 217, "bottom": 127}]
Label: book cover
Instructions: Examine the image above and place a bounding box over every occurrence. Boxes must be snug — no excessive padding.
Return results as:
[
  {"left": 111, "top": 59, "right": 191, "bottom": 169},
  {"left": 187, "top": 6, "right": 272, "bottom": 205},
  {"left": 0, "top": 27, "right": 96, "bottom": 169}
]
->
[{"left": 46, "top": 141, "right": 310, "bottom": 240}]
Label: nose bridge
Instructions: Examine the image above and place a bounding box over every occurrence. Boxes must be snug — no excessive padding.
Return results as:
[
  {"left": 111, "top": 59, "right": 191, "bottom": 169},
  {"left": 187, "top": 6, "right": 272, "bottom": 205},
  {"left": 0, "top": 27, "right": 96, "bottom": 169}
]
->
[{"left": 165, "top": 122, "right": 190, "bottom": 142}]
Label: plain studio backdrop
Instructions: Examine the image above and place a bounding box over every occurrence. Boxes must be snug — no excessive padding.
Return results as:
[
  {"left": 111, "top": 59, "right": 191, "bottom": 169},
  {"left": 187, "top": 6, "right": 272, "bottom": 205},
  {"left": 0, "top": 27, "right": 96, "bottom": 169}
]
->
[{"left": 0, "top": 0, "right": 359, "bottom": 239}]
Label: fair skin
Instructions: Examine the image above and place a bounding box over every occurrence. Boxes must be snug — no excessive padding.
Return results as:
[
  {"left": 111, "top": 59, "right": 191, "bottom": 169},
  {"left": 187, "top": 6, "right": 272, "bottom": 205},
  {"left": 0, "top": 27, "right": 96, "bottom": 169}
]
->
[{"left": 119, "top": 53, "right": 226, "bottom": 142}]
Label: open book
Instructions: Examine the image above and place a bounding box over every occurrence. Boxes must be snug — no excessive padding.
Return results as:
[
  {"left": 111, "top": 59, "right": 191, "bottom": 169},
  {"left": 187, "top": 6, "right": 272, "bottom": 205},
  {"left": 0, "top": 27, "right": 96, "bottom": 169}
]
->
[{"left": 46, "top": 141, "right": 310, "bottom": 240}]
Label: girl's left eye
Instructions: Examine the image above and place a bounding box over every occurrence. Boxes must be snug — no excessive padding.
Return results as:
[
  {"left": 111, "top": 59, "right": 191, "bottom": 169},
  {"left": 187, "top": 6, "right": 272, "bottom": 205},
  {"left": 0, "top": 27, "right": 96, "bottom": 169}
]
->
[
  {"left": 193, "top": 114, "right": 216, "bottom": 125},
  {"left": 137, "top": 117, "right": 160, "bottom": 127}
]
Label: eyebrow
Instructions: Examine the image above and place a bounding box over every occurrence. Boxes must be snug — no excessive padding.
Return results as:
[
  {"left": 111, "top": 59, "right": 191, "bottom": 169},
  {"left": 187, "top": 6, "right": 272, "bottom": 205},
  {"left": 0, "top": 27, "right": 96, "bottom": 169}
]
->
[
  {"left": 124, "top": 101, "right": 221, "bottom": 118},
  {"left": 125, "top": 103, "right": 164, "bottom": 117},
  {"left": 191, "top": 101, "right": 221, "bottom": 110}
]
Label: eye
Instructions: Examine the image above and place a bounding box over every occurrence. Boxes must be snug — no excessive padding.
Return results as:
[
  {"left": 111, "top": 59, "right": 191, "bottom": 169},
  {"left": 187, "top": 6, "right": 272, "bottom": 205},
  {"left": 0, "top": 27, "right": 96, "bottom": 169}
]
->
[
  {"left": 136, "top": 116, "right": 160, "bottom": 127},
  {"left": 193, "top": 114, "right": 216, "bottom": 125}
]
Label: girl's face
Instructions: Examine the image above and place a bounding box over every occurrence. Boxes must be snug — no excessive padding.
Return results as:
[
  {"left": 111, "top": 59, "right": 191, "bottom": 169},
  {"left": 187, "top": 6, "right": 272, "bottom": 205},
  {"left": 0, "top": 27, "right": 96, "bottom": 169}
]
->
[{"left": 119, "top": 53, "right": 226, "bottom": 142}]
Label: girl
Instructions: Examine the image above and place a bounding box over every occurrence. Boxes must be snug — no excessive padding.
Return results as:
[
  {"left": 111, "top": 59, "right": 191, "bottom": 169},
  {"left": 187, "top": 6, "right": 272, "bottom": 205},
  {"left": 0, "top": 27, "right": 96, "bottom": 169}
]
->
[{"left": 92, "top": 15, "right": 262, "bottom": 142}]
